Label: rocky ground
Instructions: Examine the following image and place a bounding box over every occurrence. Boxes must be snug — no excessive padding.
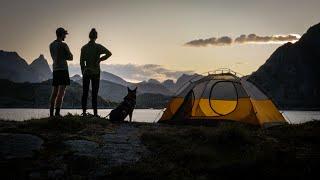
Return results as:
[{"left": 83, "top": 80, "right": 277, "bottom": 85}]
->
[{"left": 0, "top": 115, "right": 319, "bottom": 179}]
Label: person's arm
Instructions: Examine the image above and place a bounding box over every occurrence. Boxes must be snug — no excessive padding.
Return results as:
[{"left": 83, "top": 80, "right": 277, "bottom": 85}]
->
[
  {"left": 80, "top": 48, "right": 85, "bottom": 75},
  {"left": 64, "top": 44, "right": 73, "bottom": 61},
  {"left": 98, "top": 44, "right": 112, "bottom": 62},
  {"left": 49, "top": 43, "right": 54, "bottom": 60}
]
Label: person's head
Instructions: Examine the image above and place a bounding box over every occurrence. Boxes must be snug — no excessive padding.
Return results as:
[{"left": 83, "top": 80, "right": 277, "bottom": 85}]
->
[
  {"left": 56, "top": 27, "right": 68, "bottom": 41},
  {"left": 89, "top": 28, "right": 98, "bottom": 41}
]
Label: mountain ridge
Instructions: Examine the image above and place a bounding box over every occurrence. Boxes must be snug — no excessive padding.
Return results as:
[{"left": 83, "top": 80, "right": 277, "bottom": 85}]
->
[
  {"left": 249, "top": 23, "right": 320, "bottom": 109},
  {"left": 0, "top": 51, "right": 52, "bottom": 82},
  {"left": 0, "top": 79, "right": 115, "bottom": 108}
]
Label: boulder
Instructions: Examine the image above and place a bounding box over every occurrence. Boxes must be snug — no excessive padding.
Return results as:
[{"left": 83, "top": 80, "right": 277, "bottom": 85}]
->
[{"left": 0, "top": 133, "right": 43, "bottom": 159}]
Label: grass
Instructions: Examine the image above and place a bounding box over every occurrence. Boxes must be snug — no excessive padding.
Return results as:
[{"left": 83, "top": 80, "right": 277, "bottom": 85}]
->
[
  {"left": 0, "top": 116, "right": 319, "bottom": 179},
  {"left": 24, "top": 114, "right": 110, "bottom": 131},
  {"left": 106, "top": 121, "right": 320, "bottom": 180}
]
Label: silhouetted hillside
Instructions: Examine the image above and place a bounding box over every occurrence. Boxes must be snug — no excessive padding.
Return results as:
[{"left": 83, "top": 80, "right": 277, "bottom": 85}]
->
[
  {"left": 147, "top": 79, "right": 161, "bottom": 84},
  {"left": 162, "top": 79, "right": 175, "bottom": 92},
  {"left": 136, "top": 93, "right": 171, "bottom": 109},
  {"left": 0, "top": 50, "right": 52, "bottom": 82},
  {"left": 0, "top": 79, "right": 116, "bottom": 108},
  {"left": 100, "top": 71, "right": 129, "bottom": 86},
  {"left": 30, "top": 55, "right": 52, "bottom": 81},
  {"left": 174, "top": 73, "right": 202, "bottom": 93},
  {"left": 134, "top": 81, "right": 173, "bottom": 96},
  {"left": 74, "top": 78, "right": 173, "bottom": 104},
  {"left": 249, "top": 23, "right": 320, "bottom": 109},
  {"left": 98, "top": 80, "right": 129, "bottom": 102}
]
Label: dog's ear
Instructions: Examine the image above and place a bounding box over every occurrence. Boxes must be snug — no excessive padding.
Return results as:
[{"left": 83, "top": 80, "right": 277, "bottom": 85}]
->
[
  {"left": 134, "top": 87, "right": 137, "bottom": 92},
  {"left": 127, "top": 87, "right": 131, "bottom": 92}
]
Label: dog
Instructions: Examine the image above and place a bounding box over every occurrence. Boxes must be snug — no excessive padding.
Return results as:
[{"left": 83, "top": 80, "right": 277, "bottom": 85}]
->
[{"left": 108, "top": 87, "right": 137, "bottom": 122}]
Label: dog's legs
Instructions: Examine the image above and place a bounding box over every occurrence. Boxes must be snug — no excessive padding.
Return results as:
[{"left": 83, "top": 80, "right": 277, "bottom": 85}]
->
[{"left": 129, "top": 110, "right": 133, "bottom": 122}]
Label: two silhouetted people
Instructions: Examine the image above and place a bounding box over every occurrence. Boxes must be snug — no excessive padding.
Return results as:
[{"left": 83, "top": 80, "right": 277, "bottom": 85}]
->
[
  {"left": 49, "top": 27, "right": 73, "bottom": 117},
  {"left": 80, "top": 29, "right": 112, "bottom": 116},
  {"left": 49, "top": 27, "right": 111, "bottom": 117}
]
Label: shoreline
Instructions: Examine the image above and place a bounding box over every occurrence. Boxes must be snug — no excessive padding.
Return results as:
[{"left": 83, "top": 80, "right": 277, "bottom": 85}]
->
[
  {"left": 0, "top": 107, "right": 165, "bottom": 110},
  {"left": 1, "top": 107, "right": 320, "bottom": 111}
]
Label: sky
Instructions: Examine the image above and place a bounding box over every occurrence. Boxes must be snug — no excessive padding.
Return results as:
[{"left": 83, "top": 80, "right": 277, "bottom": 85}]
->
[{"left": 0, "top": 0, "right": 319, "bottom": 82}]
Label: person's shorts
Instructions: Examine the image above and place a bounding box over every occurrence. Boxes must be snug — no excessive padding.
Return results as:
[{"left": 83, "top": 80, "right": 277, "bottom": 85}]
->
[{"left": 52, "top": 70, "right": 70, "bottom": 86}]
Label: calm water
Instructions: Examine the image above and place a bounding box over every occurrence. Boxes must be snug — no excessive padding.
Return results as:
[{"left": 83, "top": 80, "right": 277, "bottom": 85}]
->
[
  {"left": 280, "top": 111, "right": 320, "bottom": 124},
  {"left": 0, "top": 109, "right": 319, "bottom": 124},
  {"left": 0, "top": 109, "right": 164, "bottom": 123}
]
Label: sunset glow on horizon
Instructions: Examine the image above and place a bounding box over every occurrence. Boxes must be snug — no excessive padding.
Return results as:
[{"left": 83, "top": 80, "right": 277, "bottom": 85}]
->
[{"left": 1, "top": 0, "right": 319, "bottom": 81}]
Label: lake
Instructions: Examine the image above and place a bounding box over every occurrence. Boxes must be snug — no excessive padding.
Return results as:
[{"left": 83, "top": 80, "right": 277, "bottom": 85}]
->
[
  {"left": 0, "top": 109, "right": 319, "bottom": 124},
  {"left": 0, "top": 109, "right": 163, "bottom": 123}
]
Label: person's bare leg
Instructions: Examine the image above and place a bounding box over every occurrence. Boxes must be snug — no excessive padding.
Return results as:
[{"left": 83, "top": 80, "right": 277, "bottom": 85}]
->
[
  {"left": 55, "top": 85, "right": 66, "bottom": 116},
  {"left": 49, "top": 86, "right": 59, "bottom": 117}
]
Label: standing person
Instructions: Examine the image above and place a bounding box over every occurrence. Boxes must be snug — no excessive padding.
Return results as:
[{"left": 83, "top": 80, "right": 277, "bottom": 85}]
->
[
  {"left": 80, "top": 28, "right": 112, "bottom": 116},
  {"left": 49, "top": 27, "right": 73, "bottom": 117}
]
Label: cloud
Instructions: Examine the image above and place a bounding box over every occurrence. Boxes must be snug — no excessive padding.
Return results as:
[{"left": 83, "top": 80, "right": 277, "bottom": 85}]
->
[
  {"left": 234, "top": 34, "right": 300, "bottom": 44},
  {"left": 185, "top": 36, "right": 232, "bottom": 47},
  {"left": 69, "top": 64, "right": 194, "bottom": 82},
  {"left": 185, "top": 33, "right": 300, "bottom": 47}
]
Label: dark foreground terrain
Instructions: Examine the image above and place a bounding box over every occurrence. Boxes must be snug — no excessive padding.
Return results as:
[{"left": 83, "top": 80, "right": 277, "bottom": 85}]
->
[{"left": 0, "top": 115, "right": 319, "bottom": 179}]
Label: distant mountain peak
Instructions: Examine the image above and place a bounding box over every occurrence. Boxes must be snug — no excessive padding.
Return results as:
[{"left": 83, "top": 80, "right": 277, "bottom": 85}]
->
[
  {"left": 71, "top": 74, "right": 82, "bottom": 82},
  {"left": 306, "top": 22, "right": 320, "bottom": 34},
  {"left": 100, "top": 71, "right": 129, "bottom": 86},
  {"left": 31, "top": 54, "right": 48, "bottom": 65},
  {"left": 0, "top": 50, "right": 35, "bottom": 82},
  {"left": 39, "top": 54, "right": 45, "bottom": 59},
  {"left": 147, "top": 78, "right": 161, "bottom": 84},
  {"left": 297, "top": 23, "right": 320, "bottom": 51},
  {"left": 0, "top": 50, "right": 17, "bottom": 55},
  {"left": 29, "top": 54, "right": 52, "bottom": 82},
  {"left": 0, "top": 50, "right": 22, "bottom": 60}
]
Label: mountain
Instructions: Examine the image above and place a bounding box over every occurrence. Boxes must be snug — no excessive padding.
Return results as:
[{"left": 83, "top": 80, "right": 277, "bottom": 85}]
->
[
  {"left": 100, "top": 71, "right": 174, "bottom": 96},
  {"left": 0, "top": 50, "right": 36, "bottom": 82},
  {"left": 134, "top": 81, "right": 173, "bottom": 96},
  {"left": 73, "top": 78, "right": 127, "bottom": 102},
  {"left": 0, "top": 50, "right": 52, "bottom": 82},
  {"left": 70, "top": 74, "right": 82, "bottom": 82},
  {"left": 162, "top": 79, "right": 175, "bottom": 92},
  {"left": 100, "top": 71, "right": 129, "bottom": 86},
  {"left": 173, "top": 73, "right": 202, "bottom": 93},
  {"left": 147, "top": 79, "right": 161, "bottom": 84},
  {"left": 72, "top": 77, "right": 172, "bottom": 107},
  {"left": 29, "top": 55, "right": 52, "bottom": 82},
  {"left": 136, "top": 93, "right": 172, "bottom": 109},
  {"left": 248, "top": 23, "right": 320, "bottom": 109},
  {"left": 98, "top": 80, "right": 129, "bottom": 103},
  {"left": 74, "top": 78, "right": 173, "bottom": 103},
  {"left": 0, "top": 79, "right": 116, "bottom": 108}
]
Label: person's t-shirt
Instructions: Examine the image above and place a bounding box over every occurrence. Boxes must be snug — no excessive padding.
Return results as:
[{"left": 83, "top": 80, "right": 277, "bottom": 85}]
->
[
  {"left": 80, "top": 41, "right": 111, "bottom": 75},
  {"left": 50, "top": 40, "right": 73, "bottom": 71}
]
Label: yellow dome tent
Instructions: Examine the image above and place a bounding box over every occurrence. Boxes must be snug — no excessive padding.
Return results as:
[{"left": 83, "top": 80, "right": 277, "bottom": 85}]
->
[{"left": 159, "top": 69, "right": 287, "bottom": 127}]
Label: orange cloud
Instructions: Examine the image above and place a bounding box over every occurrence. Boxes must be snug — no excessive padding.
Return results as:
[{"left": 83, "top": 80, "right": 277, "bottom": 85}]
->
[{"left": 185, "top": 34, "right": 300, "bottom": 47}]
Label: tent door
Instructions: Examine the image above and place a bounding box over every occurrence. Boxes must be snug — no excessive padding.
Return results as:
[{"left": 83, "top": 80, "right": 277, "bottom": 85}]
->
[{"left": 171, "top": 90, "right": 195, "bottom": 121}]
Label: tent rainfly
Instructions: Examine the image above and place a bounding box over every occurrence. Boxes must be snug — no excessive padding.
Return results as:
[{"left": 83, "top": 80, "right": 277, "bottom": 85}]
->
[{"left": 159, "top": 69, "right": 287, "bottom": 127}]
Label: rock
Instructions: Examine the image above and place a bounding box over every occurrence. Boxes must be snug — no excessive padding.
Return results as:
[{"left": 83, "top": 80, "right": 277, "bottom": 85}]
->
[
  {"left": 64, "top": 140, "right": 99, "bottom": 157},
  {"left": 48, "top": 169, "right": 65, "bottom": 179},
  {"left": 64, "top": 124, "right": 149, "bottom": 168},
  {"left": 29, "top": 172, "right": 42, "bottom": 180},
  {"left": 100, "top": 124, "right": 148, "bottom": 167},
  {"left": 90, "top": 168, "right": 107, "bottom": 179},
  {"left": 0, "top": 133, "right": 43, "bottom": 159}
]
